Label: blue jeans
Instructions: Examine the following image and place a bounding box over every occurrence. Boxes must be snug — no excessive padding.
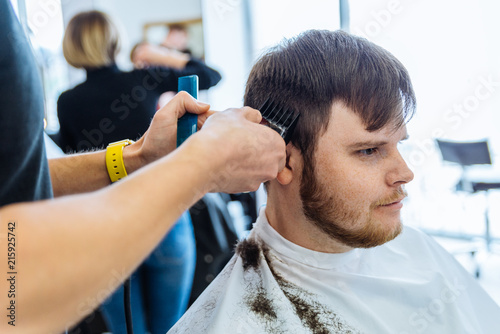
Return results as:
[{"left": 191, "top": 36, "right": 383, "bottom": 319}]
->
[{"left": 100, "top": 212, "right": 196, "bottom": 333}]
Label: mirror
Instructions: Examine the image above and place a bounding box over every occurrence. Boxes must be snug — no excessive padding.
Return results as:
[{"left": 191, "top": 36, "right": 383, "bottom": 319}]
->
[{"left": 142, "top": 18, "right": 204, "bottom": 60}]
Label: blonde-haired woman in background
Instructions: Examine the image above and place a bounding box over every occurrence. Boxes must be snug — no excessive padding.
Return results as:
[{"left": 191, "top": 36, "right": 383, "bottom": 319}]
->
[
  {"left": 57, "top": 10, "right": 221, "bottom": 334},
  {"left": 62, "top": 10, "right": 120, "bottom": 69}
]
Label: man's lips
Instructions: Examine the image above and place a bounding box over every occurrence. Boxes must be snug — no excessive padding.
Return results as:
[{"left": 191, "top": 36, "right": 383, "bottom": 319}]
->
[
  {"left": 373, "top": 187, "right": 408, "bottom": 208},
  {"left": 378, "top": 198, "right": 404, "bottom": 208}
]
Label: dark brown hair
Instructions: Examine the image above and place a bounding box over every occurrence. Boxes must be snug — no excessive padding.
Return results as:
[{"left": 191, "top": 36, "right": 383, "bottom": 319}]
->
[{"left": 244, "top": 30, "right": 416, "bottom": 170}]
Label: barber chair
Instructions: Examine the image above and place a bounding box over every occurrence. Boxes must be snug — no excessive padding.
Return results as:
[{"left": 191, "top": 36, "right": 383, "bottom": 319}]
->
[{"left": 436, "top": 139, "right": 500, "bottom": 254}]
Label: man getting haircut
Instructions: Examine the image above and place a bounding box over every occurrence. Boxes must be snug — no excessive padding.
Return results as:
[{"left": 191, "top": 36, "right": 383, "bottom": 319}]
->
[{"left": 168, "top": 30, "right": 499, "bottom": 334}]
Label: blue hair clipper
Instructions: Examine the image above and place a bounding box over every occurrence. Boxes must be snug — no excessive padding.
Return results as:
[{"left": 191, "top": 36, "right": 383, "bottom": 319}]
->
[{"left": 176, "top": 75, "right": 199, "bottom": 147}]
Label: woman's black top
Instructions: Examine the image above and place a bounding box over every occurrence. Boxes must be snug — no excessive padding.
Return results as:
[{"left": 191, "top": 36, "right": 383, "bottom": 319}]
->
[{"left": 57, "top": 60, "right": 221, "bottom": 152}]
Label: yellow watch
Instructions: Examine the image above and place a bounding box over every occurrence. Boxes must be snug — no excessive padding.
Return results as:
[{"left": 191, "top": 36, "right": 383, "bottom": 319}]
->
[{"left": 106, "top": 139, "right": 135, "bottom": 182}]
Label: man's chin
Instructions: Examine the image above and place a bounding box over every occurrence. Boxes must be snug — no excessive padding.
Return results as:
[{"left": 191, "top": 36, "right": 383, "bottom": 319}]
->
[
  {"left": 372, "top": 219, "right": 403, "bottom": 246},
  {"left": 336, "top": 220, "right": 403, "bottom": 249}
]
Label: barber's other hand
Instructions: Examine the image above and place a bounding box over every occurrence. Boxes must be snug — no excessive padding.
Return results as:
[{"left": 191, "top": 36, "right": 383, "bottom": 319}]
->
[
  {"left": 132, "top": 43, "right": 189, "bottom": 69},
  {"left": 128, "top": 91, "right": 212, "bottom": 170},
  {"left": 191, "top": 107, "right": 286, "bottom": 193}
]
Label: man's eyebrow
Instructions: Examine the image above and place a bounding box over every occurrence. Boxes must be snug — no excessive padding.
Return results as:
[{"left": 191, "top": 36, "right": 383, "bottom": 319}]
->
[
  {"left": 347, "top": 140, "right": 388, "bottom": 150},
  {"left": 347, "top": 134, "right": 409, "bottom": 150}
]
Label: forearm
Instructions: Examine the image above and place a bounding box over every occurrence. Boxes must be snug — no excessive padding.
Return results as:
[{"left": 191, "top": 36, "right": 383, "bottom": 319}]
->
[
  {"left": 48, "top": 141, "right": 144, "bottom": 197},
  {"left": 0, "top": 138, "right": 214, "bottom": 334},
  {"left": 160, "top": 52, "right": 190, "bottom": 69},
  {"left": 149, "top": 48, "right": 190, "bottom": 69}
]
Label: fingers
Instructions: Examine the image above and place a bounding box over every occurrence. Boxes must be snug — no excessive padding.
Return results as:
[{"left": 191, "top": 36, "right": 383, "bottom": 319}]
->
[
  {"left": 198, "top": 109, "right": 216, "bottom": 129},
  {"left": 266, "top": 128, "right": 287, "bottom": 173},
  {"left": 239, "top": 106, "right": 262, "bottom": 123},
  {"left": 276, "top": 143, "right": 287, "bottom": 172},
  {"left": 201, "top": 107, "right": 262, "bottom": 128},
  {"left": 253, "top": 125, "right": 286, "bottom": 177},
  {"left": 159, "top": 91, "right": 211, "bottom": 120}
]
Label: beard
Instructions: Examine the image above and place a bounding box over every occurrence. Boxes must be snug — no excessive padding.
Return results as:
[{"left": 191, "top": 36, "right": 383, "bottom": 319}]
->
[{"left": 299, "top": 162, "right": 406, "bottom": 249}]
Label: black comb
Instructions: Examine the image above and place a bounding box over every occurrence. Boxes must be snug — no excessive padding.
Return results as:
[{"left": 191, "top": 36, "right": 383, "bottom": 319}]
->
[{"left": 259, "top": 98, "right": 300, "bottom": 144}]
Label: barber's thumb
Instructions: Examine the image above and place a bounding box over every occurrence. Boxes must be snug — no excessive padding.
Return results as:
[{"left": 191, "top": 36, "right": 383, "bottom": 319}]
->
[{"left": 175, "top": 91, "right": 210, "bottom": 117}]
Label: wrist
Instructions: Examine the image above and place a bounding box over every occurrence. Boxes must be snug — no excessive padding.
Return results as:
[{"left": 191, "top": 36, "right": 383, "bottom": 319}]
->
[
  {"left": 122, "top": 140, "right": 145, "bottom": 175},
  {"left": 106, "top": 140, "right": 136, "bottom": 182}
]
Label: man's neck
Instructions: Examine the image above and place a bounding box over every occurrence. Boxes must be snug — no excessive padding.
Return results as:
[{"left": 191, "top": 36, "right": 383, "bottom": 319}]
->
[{"left": 265, "top": 192, "right": 353, "bottom": 254}]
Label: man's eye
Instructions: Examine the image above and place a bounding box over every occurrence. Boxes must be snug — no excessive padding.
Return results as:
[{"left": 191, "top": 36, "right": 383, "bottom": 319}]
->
[{"left": 359, "top": 148, "right": 378, "bottom": 156}]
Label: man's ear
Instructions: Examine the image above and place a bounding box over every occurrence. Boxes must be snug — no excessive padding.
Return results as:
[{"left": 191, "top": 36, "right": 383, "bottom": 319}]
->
[{"left": 276, "top": 145, "right": 300, "bottom": 186}]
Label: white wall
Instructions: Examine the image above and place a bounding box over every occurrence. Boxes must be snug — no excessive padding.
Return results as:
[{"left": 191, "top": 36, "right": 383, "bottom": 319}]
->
[
  {"left": 200, "top": 0, "right": 341, "bottom": 111},
  {"left": 200, "top": 0, "right": 251, "bottom": 109},
  {"left": 250, "top": 0, "right": 340, "bottom": 58},
  {"left": 349, "top": 0, "right": 500, "bottom": 167}
]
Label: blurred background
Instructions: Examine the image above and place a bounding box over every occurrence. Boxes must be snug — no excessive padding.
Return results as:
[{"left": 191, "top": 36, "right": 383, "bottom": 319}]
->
[{"left": 10, "top": 0, "right": 500, "bottom": 304}]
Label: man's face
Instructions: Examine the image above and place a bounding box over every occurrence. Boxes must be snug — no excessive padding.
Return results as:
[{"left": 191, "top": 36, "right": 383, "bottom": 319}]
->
[{"left": 300, "top": 102, "right": 414, "bottom": 248}]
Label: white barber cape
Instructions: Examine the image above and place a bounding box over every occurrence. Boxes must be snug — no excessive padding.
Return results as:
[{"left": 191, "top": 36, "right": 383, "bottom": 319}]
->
[{"left": 169, "top": 208, "right": 500, "bottom": 334}]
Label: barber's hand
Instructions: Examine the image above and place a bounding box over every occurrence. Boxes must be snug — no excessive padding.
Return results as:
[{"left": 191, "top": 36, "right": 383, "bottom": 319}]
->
[
  {"left": 191, "top": 107, "right": 286, "bottom": 193},
  {"left": 128, "top": 91, "right": 212, "bottom": 169},
  {"left": 132, "top": 43, "right": 189, "bottom": 69},
  {"left": 132, "top": 43, "right": 162, "bottom": 68}
]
